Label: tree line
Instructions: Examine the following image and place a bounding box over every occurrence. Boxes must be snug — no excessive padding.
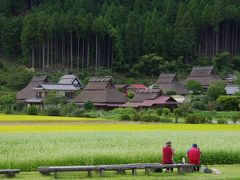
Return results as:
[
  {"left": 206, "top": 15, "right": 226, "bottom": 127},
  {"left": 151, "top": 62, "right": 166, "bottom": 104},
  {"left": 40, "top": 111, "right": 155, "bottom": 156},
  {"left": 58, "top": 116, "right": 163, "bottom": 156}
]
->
[{"left": 1, "top": 0, "right": 240, "bottom": 73}]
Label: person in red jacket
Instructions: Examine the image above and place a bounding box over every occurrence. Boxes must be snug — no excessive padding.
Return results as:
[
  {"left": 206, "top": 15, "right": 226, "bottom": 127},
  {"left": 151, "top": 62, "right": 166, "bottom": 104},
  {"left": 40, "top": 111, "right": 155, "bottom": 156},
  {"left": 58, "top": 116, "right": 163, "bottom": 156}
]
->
[
  {"left": 162, "top": 141, "right": 175, "bottom": 172},
  {"left": 187, "top": 144, "right": 201, "bottom": 171}
]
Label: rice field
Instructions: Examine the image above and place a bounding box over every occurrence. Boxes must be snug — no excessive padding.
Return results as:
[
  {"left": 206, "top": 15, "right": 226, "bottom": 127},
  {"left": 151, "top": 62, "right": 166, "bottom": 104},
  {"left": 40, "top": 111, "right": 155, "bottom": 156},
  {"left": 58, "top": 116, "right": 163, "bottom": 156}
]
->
[
  {"left": 0, "top": 114, "right": 106, "bottom": 122},
  {"left": 0, "top": 122, "right": 240, "bottom": 171}
]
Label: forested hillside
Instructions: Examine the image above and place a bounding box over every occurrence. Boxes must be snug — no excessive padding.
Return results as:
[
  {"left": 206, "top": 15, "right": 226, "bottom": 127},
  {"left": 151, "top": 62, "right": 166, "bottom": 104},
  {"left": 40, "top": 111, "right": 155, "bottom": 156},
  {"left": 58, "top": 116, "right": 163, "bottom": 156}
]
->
[{"left": 1, "top": 0, "right": 240, "bottom": 74}]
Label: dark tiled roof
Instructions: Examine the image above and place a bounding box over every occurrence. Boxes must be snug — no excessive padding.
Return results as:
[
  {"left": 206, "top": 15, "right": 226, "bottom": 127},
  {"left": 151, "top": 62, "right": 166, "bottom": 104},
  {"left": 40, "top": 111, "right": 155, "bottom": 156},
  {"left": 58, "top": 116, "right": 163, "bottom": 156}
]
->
[
  {"left": 16, "top": 76, "right": 47, "bottom": 100},
  {"left": 155, "top": 74, "right": 189, "bottom": 95},
  {"left": 58, "top": 74, "right": 83, "bottom": 88},
  {"left": 34, "top": 84, "right": 77, "bottom": 91},
  {"left": 122, "top": 96, "right": 178, "bottom": 108}
]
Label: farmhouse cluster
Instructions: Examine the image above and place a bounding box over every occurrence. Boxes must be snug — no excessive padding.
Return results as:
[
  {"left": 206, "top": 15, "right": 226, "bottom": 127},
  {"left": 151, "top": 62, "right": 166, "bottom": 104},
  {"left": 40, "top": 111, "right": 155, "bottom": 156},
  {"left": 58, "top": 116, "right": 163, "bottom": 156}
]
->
[{"left": 16, "top": 66, "right": 236, "bottom": 109}]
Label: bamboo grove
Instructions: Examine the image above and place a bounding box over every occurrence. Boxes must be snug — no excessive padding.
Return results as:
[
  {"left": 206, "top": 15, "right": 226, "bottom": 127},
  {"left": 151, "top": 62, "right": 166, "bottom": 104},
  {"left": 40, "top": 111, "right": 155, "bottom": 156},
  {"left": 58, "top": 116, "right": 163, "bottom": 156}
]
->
[{"left": 1, "top": 0, "right": 240, "bottom": 72}]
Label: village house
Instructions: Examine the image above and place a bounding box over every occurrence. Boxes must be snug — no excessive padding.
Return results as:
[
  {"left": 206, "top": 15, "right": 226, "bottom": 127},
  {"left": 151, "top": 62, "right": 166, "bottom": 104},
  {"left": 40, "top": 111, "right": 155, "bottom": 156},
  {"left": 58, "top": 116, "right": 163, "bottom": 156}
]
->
[
  {"left": 121, "top": 89, "right": 178, "bottom": 109},
  {"left": 16, "top": 75, "right": 82, "bottom": 109},
  {"left": 225, "top": 85, "right": 240, "bottom": 95},
  {"left": 127, "top": 84, "right": 148, "bottom": 92},
  {"left": 73, "top": 76, "right": 128, "bottom": 108},
  {"left": 58, "top": 75, "right": 84, "bottom": 89},
  {"left": 16, "top": 76, "right": 48, "bottom": 102},
  {"left": 186, "top": 66, "right": 220, "bottom": 89},
  {"left": 154, "top": 73, "right": 189, "bottom": 95}
]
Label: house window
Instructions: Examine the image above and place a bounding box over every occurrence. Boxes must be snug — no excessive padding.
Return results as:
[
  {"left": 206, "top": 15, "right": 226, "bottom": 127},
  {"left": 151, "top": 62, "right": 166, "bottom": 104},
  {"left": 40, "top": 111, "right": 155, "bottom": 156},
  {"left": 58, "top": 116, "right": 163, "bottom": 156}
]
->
[
  {"left": 36, "top": 92, "right": 43, "bottom": 98},
  {"left": 65, "top": 92, "right": 74, "bottom": 98}
]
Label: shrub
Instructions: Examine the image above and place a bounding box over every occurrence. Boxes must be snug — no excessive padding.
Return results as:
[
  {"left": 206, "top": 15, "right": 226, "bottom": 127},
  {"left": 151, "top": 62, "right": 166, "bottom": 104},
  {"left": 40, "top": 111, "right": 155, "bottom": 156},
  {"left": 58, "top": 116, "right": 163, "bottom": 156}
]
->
[
  {"left": 43, "top": 92, "right": 66, "bottom": 106},
  {"left": 186, "top": 80, "right": 203, "bottom": 95},
  {"left": 192, "top": 101, "right": 207, "bottom": 111},
  {"left": 0, "top": 61, "right": 3, "bottom": 69},
  {"left": 4, "top": 109, "right": 13, "bottom": 114},
  {"left": 178, "top": 102, "right": 194, "bottom": 116},
  {"left": 207, "top": 83, "right": 226, "bottom": 100},
  {"left": 128, "top": 92, "right": 135, "bottom": 99},
  {"left": 61, "top": 103, "right": 79, "bottom": 116},
  {"left": 185, "top": 114, "right": 206, "bottom": 124},
  {"left": 162, "top": 108, "right": 170, "bottom": 115},
  {"left": 164, "top": 118, "right": 172, "bottom": 123},
  {"left": 27, "top": 106, "right": 38, "bottom": 115},
  {"left": 112, "top": 108, "right": 136, "bottom": 115},
  {"left": 120, "top": 114, "right": 131, "bottom": 121},
  {"left": 217, "top": 96, "right": 239, "bottom": 111},
  {"left": 217, "top": 119, "right": 227, "bottom": 124},
  {"left": 231, "top": 114, "right": 240, "bottom": 124},
  {"left": 207, "top": 101, "right": 218, "bottom": 111},
  {"left": 206, "top": 115, "right": 213, "bottom": 124},
  {"left": 84, "top": 101, "right": 94, "bottom": 110},
  {"left": 45, "top": 107, "right": 60, "bottom": 116},
  {"left": 174, "top": 108, "right": 183, "bottom": 117},
  {"left": 132, "top": 114, "right": 141, "bottom": 121},
  {"left": 71, "top": 108, "right": 85, "bottom": 117},
  {"left": 166, "top": 90, "right": 176, "bottom": 95},
  {"left": 174, "top": 115, "right": 179, "bottom": 123},
  {"left": 157, "top": 108, "right": 163, "bottom": 116},
  {"left": 142, "top": 115, "right": 161, "bottom": 122}
]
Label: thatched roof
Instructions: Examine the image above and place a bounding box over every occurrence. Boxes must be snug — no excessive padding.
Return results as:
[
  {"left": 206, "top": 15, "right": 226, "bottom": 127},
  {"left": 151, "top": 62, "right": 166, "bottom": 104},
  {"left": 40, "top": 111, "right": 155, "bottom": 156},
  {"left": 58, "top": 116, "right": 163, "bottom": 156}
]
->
[
  {"left": 187, "top": 66, "right": 220, "bottom": 87},
  {"left": 156, "top": 73, "right": 189, "bottom": 95},
  {"left": 74, "top": 76, "right": 127, "bottom": 104},
  {"left": 130, "top": 89, "right": 161, "bottom": 102},
  {"left": 189, "top": 66, "right": 214, "bottom": 77},
  {"left": 16, "top": 76, "right": 47, "bottom": 100}
]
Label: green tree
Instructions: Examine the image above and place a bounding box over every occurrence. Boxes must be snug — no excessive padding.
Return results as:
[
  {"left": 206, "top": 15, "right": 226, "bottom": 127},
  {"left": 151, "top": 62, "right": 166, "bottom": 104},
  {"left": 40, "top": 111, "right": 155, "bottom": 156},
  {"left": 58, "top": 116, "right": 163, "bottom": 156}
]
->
[
  {"left": 213, "top": 52, "right": 232, "bottom": 72},
  {"left": 124, "top": 12, "right": 139, "bottom": 66},
  {"left": 217, "top": 96, "right": 239, "bottom": 111},
  {"left": 207, "top": 81, "right": 227, "bottom": 100},
  {"left": 174, "top": 3, "right": 196, "bottom": 63},
  {"left": 186, "top": 80, "right": 203, "bottom": 95},
  {"left": 43, "top": 92, "right": 66, "bottom": 107}
]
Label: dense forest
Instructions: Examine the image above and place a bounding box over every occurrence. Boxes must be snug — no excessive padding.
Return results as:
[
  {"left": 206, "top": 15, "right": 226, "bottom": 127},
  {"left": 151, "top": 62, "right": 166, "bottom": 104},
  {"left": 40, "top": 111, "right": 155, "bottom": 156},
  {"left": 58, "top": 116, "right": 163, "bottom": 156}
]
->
[{"left": 1, "top": 0, "right": 240, "bottom": 74}]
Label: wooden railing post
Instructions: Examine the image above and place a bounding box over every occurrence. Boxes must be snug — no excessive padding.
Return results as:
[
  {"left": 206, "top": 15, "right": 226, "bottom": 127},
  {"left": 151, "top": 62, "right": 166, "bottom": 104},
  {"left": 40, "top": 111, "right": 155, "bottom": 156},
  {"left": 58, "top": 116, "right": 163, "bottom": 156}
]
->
[{"left": 131, "top": 168, "right": 137, "bottom": 175}]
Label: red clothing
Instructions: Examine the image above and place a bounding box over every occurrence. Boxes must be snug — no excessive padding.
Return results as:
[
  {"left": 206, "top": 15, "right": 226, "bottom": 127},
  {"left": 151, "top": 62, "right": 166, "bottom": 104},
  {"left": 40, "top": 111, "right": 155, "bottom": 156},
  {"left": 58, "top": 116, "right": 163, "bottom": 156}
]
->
[
  {"left": 162, "top": 146, "right": 174, "bottom": 164},
  {"left": 187, "top": 147, "right": 201, "bottom": 165}
]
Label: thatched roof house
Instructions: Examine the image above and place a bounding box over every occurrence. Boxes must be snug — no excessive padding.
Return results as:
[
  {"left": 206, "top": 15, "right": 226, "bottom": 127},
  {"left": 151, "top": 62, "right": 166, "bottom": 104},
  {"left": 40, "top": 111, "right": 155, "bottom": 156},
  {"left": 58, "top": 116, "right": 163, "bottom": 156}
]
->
[
  {"left": 155, "top": 73, "right": 189, "bottom": 95},
  {"left": 74, "top": 76, "right": 127, "bottom": 108},
  {"left": 16, "top": 76, "right": 47, "bottom": 101},
  {"left": 130, "top": 89, "right": 162, "bottom": 102},
  {"left": 58, "top": 75, "right": 83, "bottom": 89},
  {"left": 128, "top": 84, "right": 148, "bottom": 92},
  {"left": 186, "top": 66, "right": 220, "bottom": 88}
]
